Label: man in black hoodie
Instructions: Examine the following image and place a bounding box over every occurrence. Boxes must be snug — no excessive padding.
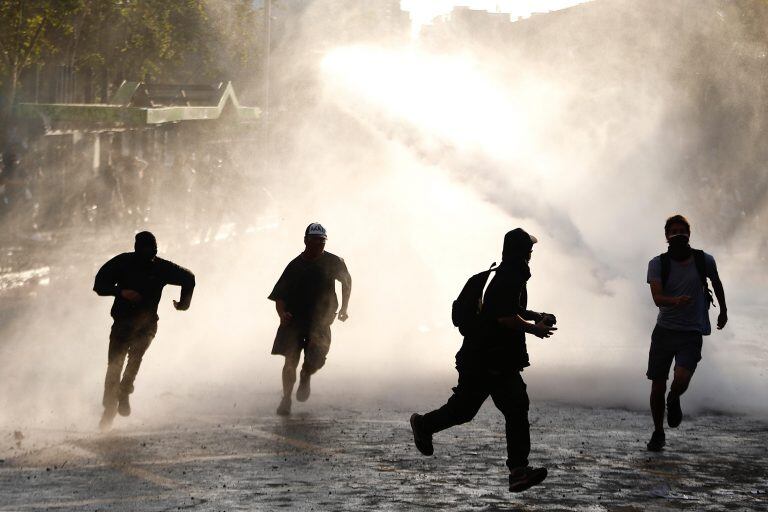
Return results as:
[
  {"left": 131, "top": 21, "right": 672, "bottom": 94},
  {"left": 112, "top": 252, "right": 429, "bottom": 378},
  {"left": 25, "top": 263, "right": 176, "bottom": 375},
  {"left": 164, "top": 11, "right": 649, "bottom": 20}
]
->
[
  {"left": 409, "top": 228, "right": 556, "bottom": 493},
  {"left": 93, "top": 231, "right": 195, "bottom": 430}
]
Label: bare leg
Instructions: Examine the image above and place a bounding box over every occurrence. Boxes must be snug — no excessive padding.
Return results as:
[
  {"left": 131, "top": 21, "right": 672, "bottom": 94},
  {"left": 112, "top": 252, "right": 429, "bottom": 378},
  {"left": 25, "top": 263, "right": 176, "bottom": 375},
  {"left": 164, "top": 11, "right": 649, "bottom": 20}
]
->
[
  {"left": 650, "top": 379, "right": 666, "bottom": 433},
  {"left": 277, "top": 351, "right": 301, "bottom": 416},
  {"left": 282, "top": 351, "right": 301, "bottom": 398},
  {"left": 669, "top": 366, "right": 693, "bottom": 399}
]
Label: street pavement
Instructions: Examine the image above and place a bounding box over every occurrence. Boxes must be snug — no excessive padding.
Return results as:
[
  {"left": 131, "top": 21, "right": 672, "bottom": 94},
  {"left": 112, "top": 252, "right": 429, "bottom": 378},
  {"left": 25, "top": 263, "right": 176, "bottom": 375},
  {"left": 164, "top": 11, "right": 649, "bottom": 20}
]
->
[{"left": 1, "top": 396, "right": 765, "bottom": 511}]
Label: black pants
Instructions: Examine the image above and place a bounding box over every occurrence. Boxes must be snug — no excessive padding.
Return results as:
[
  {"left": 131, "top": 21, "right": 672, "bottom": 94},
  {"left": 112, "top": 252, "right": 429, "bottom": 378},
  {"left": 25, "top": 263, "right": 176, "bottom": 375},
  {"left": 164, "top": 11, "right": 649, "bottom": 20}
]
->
[
  {"left": 103, "top": 318, "right": 158, "bottom": 408},
  {"left": 422, "top": 369, "right": 530, "bottom": 471}
]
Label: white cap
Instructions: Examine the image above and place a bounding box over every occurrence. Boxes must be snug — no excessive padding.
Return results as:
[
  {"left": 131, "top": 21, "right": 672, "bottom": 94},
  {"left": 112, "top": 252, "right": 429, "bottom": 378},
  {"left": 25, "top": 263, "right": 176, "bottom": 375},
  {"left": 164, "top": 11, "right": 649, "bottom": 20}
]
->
[{"left": 305, "top": 222, "right": 328, "bottom": 239}]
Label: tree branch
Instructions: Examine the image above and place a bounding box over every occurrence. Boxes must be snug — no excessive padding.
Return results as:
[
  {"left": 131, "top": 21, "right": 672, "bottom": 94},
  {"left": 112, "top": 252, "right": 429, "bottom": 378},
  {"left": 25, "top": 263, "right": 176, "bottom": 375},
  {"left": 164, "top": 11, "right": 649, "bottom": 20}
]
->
[{"left": 19, "top": 14, "right": 47, "bottom": 70}]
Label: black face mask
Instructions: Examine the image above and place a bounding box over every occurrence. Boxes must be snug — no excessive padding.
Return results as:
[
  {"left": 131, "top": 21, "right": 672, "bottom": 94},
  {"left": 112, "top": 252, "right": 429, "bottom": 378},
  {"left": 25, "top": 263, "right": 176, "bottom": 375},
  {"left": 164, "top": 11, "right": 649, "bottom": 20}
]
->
[{"left": 667, "top": 234, "right": 691, "bottom": 260}]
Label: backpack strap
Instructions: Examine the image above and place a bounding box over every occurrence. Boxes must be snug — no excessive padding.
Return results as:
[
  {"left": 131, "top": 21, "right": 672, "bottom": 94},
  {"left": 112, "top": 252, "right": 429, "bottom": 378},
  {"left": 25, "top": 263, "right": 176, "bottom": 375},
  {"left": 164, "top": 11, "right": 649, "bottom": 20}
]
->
[
  {"left": 659, "top": 252, "right": 670, "bottom": 289},
  {"left": 692, "top": 249, "right": 715, "bottom": 306},
  {"left": 692, "top": 249, "right": 707, "bottom": 285},
  {"left": 661, "top": 249, "right": 714, "bottom": 305},
  {"left": 479, "top": 262, "right": 498, "bottom": 311}
]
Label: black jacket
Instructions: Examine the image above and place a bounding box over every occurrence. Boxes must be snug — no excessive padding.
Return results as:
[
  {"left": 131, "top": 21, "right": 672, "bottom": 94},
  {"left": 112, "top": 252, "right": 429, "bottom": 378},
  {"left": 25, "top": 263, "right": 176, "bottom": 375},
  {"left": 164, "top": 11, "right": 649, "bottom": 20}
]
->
[
  {"left": 94, "top": 252, "right": 195, "bottom": 320},
  {"left": 456, "top": 260, "right": 534, "bottom": 372}
]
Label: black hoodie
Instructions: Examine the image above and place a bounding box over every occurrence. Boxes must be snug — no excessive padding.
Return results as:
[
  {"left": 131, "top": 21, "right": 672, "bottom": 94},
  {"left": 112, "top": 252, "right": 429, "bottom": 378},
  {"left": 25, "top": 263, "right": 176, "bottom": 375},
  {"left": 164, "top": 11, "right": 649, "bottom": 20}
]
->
[{"left": 455, "top": 258, "right": 531, "bottom": 373}]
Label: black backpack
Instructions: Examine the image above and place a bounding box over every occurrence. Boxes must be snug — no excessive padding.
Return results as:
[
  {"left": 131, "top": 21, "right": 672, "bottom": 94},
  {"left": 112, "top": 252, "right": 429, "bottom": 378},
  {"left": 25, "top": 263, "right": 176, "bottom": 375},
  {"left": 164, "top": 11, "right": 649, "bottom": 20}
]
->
[
  {"left": 659, "top": 249, "right": 714, "bottom": 306},
  {"left": 452, "top": 263, "right": 497, "bottom": 336}
]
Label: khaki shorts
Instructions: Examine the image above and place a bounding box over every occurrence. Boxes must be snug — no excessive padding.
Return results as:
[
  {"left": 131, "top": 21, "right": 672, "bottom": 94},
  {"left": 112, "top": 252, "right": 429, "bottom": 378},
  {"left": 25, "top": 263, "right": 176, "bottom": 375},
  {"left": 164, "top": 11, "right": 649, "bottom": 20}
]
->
[{"left": 271, "top": 321, "right": 332, "bottom": 372}]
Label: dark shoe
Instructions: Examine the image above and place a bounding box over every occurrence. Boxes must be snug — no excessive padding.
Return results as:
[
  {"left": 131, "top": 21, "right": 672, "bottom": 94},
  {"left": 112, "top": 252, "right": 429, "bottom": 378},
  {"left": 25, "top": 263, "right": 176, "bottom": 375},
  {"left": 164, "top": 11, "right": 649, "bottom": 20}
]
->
[
  {"left": 296, "top": 372, "right": 311, "bottom": 402},
  {"left": 117, "top": 394, "right": 131, "bottom": 417},
  {"left": 667, "top": 393, "right": 682, "bottom": 428},
  {"left": 509, "top": 466, "right": 547, "bottom": 492},
  {"left": 276, "top": 396, "right": 291, "bottom": 416},
  {"left": 99, "top": 406, "right": 117, "bottom": 432},
  {"left": 409, "top": 413, "right": 433, "bottom": 456},
  {"left": 647, "top": 430, "right": 666, "bottom": 452}
]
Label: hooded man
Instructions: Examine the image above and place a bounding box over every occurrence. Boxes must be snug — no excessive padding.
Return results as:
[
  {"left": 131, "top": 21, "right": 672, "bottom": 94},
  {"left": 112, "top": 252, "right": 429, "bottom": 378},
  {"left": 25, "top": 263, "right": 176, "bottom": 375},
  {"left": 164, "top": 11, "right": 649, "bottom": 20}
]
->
[
  {"left": 268, "top": 223, "right": 352, "bottom": 416},
  {"left": 645, "top": 215, "right": 727, "bottom": 451},
  {"left": 93, "top": 231, "right": 195, "bottom": 430},
  {"left": 409, "top": 228, "right": 557, "bottom": 493}
]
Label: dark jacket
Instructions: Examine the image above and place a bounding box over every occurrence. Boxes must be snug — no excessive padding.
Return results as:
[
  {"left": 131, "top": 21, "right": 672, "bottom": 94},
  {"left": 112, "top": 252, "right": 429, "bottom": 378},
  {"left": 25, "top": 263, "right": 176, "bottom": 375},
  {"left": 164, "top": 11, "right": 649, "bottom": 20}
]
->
[
  {"left": 456, "top": 260, "right": 535, "bottom": 372},
  {"left": 94, "top": 252, "right": 195, "bottom": 320}
]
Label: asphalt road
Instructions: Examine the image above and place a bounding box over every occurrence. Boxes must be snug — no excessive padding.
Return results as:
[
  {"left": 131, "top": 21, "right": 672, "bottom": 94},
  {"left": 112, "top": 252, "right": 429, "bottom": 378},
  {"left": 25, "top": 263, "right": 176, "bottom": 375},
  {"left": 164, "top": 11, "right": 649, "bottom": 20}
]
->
[{"left": 1, "top": 397, "right": 766, "bottom": 511}]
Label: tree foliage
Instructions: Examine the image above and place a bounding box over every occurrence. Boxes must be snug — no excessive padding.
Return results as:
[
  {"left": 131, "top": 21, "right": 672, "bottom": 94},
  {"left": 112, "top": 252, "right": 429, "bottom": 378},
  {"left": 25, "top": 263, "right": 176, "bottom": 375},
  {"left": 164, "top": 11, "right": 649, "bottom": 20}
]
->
[{"left": 1, "top": 0, "right": 264, "bottom": 112}]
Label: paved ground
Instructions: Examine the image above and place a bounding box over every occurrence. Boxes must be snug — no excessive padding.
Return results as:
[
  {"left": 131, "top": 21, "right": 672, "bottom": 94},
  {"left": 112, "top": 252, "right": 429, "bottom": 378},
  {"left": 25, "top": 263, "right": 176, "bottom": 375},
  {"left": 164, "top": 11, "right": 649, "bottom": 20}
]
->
[{"left": 1, "top": 397, "right": 765, "bottom": 511}]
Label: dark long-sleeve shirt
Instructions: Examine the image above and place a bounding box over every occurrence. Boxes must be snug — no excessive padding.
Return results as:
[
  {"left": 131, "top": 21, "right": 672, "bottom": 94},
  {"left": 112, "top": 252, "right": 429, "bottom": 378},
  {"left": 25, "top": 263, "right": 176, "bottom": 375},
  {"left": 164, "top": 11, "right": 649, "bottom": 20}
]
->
[
  {"left": 94, "top": 252, "right": 195, "bottom": 320},
  {"left": 456, "top": 261, "right": 533, "bottom": 372}
]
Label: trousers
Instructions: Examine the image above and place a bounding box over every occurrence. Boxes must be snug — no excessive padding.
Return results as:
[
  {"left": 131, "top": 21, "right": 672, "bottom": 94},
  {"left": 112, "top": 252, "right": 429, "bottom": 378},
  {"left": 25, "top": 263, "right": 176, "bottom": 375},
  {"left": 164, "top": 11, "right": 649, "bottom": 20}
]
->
[
  {"left": 422, "top": 368, "right": 530, "bottom": 470},
  {"left": 102, "top": 317, "right": 157, "bottom": 408}
]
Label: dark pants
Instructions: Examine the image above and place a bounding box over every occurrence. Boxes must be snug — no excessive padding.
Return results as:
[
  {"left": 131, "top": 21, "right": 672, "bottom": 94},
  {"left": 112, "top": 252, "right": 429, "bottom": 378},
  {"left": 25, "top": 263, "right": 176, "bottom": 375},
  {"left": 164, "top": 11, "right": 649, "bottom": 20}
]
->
[
  {"left": 422, "top": 369, "right": 530, "bottom": 471},
  {"left": 103, "top": 318, "right": 158, "bottom": 408}
]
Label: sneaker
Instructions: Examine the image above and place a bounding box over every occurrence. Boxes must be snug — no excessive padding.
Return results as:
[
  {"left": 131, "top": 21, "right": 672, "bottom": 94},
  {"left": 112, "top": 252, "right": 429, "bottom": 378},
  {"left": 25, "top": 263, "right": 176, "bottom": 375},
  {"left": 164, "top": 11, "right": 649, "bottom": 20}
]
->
[
  {"left": 409, "top": 413, "right": 433, "bottom": 456},
  {"left": 509, "top": 466, "right": 547, "bottom": 492},
  {"left": 276, "top": 396, "right": 291, "bottom": 416},
  {"left": 99, "top": 406, "right": 117, "bottom": 432},
  {"left": 646, "top": 430, "right": 666, "bottom": 452},
  {"left": 666, "top": 393, "right": 682, "bottom": 428},
  {"left": 296, "top": 372, "right": 311, "bottom": 402},
  {"left": 117, "top": 394, "right": 131, "bottom": 417}
]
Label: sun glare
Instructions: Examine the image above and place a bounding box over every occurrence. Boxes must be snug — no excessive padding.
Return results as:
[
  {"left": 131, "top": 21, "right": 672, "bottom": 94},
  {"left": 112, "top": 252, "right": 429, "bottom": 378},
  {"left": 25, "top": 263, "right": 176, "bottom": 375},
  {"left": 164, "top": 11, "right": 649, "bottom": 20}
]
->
[{"left": 321, "top": 45, "right": 565, "bottom": 178}]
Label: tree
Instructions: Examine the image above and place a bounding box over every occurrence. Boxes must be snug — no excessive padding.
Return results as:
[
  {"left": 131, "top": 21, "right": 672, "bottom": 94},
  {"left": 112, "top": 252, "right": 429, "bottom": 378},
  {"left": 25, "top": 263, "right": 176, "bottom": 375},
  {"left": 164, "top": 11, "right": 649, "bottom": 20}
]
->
[{"left": 0, "top": 0, "right": 79, "bottom": 142}]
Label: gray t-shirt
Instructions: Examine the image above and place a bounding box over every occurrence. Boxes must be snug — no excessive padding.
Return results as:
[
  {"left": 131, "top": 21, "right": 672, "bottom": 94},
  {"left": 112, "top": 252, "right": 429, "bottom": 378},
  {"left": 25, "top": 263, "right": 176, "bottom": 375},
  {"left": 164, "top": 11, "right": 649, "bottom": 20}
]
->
[{"left": 647, "top": 252, "right": 717, "bottom": 335}]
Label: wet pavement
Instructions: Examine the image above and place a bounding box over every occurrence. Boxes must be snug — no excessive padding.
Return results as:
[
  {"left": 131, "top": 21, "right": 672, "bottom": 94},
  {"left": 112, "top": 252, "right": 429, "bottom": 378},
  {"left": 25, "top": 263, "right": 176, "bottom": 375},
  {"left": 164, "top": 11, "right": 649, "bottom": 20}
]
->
[{"left": 1, "top": 398, "right": 765, "bottom": 511}]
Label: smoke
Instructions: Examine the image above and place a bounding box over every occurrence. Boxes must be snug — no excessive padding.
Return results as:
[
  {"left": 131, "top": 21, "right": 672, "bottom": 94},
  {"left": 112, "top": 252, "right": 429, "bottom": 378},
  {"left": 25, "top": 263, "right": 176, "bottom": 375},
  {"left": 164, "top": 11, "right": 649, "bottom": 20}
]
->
[{"left": 1, "top": 0, "right": 768, "bottom": 432}]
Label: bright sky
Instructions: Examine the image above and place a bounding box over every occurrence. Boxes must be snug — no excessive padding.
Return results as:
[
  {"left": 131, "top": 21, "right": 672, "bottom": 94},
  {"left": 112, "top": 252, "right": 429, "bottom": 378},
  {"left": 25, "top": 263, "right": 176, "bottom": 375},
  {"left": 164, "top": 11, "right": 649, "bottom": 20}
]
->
[{"left": 400, "top": 0, "right": 593, "bottom": 29}]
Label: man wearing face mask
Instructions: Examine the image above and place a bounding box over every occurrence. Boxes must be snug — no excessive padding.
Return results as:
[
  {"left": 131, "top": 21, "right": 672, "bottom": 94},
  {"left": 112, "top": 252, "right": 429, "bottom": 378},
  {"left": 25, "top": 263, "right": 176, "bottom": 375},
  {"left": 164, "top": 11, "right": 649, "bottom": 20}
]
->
[
  {"left": 93, "top": 231, "right": 195, "bottom": 430},
  {"left": 268, "top": 223, "right": 351, "bottom": 416},
  {"left": 409, "top": 228, "right": 557, "bottom": 493},
  {"left": 645, "top": 215, "right": 728, "bottom": 451}
]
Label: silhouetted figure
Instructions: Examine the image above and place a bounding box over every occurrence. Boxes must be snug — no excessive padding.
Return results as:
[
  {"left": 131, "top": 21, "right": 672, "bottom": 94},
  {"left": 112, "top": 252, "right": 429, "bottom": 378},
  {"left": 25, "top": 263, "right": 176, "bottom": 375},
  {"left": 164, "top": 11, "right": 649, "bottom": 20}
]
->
[
  {"left": 93, "top": 231, "right": 195, "bottom": 430},
  {"left": 410, "top": 228, "right": 557, "bottom": 493},
  {"left": 645, "top": 215, "right": 727, "bottom": 451},
  {"left": 268, "top": 223, "right": 351, "bottom": 416}
]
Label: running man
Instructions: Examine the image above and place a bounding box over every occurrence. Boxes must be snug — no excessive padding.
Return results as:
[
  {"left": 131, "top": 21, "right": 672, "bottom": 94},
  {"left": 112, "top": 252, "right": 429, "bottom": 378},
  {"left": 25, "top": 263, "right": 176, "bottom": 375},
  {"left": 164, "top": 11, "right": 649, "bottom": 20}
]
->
[
  {"left": 268, "top": 223, "right": 351, "bottom": 416},
  {"left": 410, "top": 228, "right": 556, "bottom": 493},
  {"left": 93, "top": 231, "right": 195, "bottom": 430},
  {"left": 646, "top": 215, "right": 728, "bottom": 451}
]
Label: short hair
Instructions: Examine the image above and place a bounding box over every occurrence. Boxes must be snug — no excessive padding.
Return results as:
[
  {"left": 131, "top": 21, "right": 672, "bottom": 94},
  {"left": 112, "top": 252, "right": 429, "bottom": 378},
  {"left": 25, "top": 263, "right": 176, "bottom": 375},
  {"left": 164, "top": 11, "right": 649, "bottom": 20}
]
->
[
  {"left": 134, "top": 231, "right": 157, "bottom": 249},
  {"left": 664, "top": 215, "right": 690, "bottom": 234}
]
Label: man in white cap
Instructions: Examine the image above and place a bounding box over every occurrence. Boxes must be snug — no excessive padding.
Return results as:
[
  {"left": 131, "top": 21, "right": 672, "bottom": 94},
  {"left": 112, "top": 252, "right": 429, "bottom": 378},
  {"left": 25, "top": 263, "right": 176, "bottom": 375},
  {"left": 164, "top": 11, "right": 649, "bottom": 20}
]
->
[
  {"left": 268, "top": 223, "right": 352, "bottom": 415},
  {"left": 410, "top": 228, "right": 556, "bottom": 493}
]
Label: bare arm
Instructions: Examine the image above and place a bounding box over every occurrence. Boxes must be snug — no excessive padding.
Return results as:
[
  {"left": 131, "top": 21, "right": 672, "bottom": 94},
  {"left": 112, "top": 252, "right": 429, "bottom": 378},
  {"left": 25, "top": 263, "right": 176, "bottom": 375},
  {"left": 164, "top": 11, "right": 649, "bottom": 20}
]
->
[
  {"left": 338, "top": 274, "right": 351, "bottom": 321},
  {"left": 711, "top": 275, "right": 728, "bottom": 329},
  {"left": 275, "top": 299, "right": 292, "bottom": 325},
  {"left": 498, "top": 314, "right": 556, "bottom": 339},
  {"left": 520, "top": 310, "right": 542, "bottom": 322},
  {"left": 649, "top": 280, "right": 690, "bottom": 308}
]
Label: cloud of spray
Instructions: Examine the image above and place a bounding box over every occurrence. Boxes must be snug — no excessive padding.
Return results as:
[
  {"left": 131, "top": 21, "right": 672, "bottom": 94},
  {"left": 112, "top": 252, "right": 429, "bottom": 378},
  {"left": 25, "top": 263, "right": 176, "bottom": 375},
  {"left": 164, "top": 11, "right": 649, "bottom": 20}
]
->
[{"left": 2, "top": 0, "right": 768, "bottom": 432}]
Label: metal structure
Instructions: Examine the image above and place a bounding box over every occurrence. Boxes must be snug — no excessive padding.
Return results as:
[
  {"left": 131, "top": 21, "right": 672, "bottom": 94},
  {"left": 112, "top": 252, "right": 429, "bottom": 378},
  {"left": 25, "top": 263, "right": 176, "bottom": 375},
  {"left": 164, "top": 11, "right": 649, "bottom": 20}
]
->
[{"left": 17, "top": 81, "right": 260, "bottom": 130}]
